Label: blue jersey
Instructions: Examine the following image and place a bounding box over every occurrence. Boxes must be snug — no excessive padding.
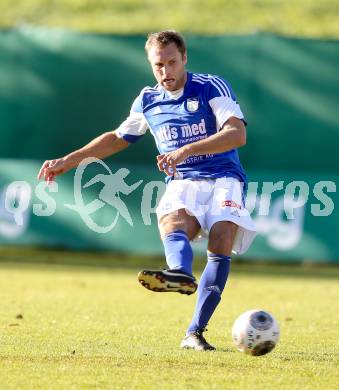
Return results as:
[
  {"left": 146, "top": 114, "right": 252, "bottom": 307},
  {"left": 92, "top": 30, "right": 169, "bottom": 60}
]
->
[{"left": 117, "top": 72, "right": 247, "bottom": 184}]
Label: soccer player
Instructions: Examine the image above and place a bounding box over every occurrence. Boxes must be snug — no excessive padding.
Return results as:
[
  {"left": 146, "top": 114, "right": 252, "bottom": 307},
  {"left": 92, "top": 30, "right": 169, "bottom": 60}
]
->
[{"left": 38, "top": 30, "right": 256, "bottom": 351}]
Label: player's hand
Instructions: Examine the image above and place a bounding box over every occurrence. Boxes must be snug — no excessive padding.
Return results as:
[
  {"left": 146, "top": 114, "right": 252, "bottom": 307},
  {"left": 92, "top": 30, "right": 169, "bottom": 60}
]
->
[
  {"left": 37, "top": 157, "right": 69, "bottom": 184},
  {"left": 157, "top": 146, "right": 190, "bottom": 176}
]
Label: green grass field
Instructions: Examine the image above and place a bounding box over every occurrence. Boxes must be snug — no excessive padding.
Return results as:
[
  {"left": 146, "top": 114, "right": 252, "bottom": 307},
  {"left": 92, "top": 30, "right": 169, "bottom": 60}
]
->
[
  {"left": 0, "top": 248, "right": 338, "bottom": 389},
  {"left": 1, "top": 0, "right": 339, "bottom": 38}
]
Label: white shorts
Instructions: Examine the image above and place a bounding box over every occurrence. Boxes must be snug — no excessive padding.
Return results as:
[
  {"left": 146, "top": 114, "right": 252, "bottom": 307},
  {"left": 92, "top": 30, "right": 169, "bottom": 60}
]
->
[{"left": 156, "top": 177, "right": 257, "bottom": 255}]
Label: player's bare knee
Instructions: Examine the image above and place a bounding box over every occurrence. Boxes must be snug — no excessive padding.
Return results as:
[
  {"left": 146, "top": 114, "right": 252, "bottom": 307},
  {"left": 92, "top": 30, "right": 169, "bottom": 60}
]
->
[
  {"left": 158, "top": 209, "right": 200, "bottom": 240},
  {"left": 208, "top": 222, "right": 238, "bottom": 255},
  {"left": 208, "top": 234, "right": 233, "bottom": 256},
  {"left": 159, "top": 220, "right": 185, "bottom": 238}
]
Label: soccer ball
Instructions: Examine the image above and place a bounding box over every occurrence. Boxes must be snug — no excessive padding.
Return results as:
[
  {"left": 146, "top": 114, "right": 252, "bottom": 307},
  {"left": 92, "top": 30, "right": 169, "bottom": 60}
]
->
[{"left": 231, "top": 310, "right": 280, "bottom": 356}]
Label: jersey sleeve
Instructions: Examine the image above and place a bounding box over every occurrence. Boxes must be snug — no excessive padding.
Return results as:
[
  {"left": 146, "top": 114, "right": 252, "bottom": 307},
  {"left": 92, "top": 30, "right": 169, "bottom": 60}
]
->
[
  {"left": 116, "top": 93, "right": 148, "bottom": 143},
  {"left": 207, "top": 75, "right": 246, "bottom": 129}
]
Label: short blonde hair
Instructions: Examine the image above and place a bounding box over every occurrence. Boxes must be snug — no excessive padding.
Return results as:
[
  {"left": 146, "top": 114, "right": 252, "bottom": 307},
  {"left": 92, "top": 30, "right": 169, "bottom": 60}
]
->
[{"left": 145, "top": 30, "right": 186, "bottom": 57}]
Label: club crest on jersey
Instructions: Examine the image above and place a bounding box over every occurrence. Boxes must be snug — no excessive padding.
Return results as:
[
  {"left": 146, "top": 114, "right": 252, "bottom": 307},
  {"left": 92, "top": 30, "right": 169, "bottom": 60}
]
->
[{"left": 186, "top": 98, "right": 199, "bottom": 112}]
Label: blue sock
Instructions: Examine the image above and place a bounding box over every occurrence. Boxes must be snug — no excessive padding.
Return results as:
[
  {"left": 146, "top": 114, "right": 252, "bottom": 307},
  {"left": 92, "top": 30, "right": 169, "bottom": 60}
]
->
[
  {"left": 187, "top": 252, "right": 231, "bottom": 334},
  {"left": 162, "top": 230, "right": 194, "bottom": 276}
]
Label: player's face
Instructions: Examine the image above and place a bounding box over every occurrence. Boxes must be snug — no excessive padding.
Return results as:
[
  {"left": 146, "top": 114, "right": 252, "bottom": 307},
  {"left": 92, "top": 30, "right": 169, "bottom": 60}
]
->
[{"left": 148, "top": 42, "right": 187, "bottom": 91}]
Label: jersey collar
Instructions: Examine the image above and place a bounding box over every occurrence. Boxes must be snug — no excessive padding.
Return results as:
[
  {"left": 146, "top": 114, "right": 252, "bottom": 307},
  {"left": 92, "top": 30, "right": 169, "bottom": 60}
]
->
[{"left": 159, "top": 71, "right": 192, "bottom": 101}]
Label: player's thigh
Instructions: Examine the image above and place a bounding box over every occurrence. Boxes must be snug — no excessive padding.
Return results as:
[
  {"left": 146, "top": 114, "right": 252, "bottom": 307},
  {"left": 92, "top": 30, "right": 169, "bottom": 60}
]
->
[
  {"left": 158, "top": 208, "right": 201, "bottom": 240},
  {"left": 208, "top": 221, "right": 238, "bottom": 256}
]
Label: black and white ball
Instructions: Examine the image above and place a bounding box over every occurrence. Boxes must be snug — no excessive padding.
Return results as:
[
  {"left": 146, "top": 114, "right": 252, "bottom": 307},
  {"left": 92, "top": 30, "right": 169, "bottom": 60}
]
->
[{"left": 232, "top": 310, "right": 280, "bottom": 356}]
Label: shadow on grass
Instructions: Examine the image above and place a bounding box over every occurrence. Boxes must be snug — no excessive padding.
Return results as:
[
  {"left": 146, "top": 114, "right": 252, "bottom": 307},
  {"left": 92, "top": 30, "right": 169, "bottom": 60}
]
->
[{"left": 0, "top": 245, "right": 338, "bottom": 279}]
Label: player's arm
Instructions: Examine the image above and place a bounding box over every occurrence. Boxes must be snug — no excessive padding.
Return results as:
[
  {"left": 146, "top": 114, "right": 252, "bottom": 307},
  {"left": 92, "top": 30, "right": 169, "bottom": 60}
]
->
[
  {"left": 186, "top": 116, "right": 246, "bottom": 155},
  {"left": 157, "top": 117, "right": 246, "bottom": 175},
  {"left": 37, "top": 131, "right": 129, "bottom": 182}
]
